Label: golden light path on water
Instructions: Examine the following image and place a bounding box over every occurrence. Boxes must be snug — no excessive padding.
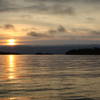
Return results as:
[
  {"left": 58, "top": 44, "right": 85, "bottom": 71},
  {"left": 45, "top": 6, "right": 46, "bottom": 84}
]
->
[
  {"left": 8, "top": 55, "right": 16, "bottom": 79},
  {"left": 7, "top": 55, "right": 28, "bottom": 100}
]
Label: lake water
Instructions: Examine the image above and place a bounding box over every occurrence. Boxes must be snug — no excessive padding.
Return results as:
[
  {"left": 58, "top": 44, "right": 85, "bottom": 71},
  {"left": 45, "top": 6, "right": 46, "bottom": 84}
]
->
[{"left": 0, "top": 55, "right": 100, "bottom": 100}]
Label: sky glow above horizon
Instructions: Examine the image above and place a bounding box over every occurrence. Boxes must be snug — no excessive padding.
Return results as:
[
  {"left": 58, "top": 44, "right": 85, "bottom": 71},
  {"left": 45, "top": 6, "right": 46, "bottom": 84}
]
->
[{"left": 0, "top": 0, "right": 100, "bottom": 45}]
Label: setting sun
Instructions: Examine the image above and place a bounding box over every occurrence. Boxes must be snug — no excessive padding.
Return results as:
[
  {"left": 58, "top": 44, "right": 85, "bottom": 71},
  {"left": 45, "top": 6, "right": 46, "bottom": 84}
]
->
[{"left": 7, "top": 39, "right": 16, "bottom": 46}]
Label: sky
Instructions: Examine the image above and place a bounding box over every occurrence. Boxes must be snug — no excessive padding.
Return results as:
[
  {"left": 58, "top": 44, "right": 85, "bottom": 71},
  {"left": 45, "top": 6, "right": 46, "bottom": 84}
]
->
[{"left": 0, "top": 0, "right": 100, "bottom": 45}]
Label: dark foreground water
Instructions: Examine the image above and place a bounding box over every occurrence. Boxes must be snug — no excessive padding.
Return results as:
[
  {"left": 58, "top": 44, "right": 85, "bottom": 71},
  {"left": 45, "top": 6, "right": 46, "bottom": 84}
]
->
[{"left": 0, "top": 55, "right": 100, "bottom": 100}]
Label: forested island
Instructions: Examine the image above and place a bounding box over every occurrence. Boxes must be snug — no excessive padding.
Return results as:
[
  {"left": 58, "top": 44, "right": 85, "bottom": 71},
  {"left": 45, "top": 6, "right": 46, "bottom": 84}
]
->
[{"left": 66, "top": 48, "right": 100, "bottom": 55}]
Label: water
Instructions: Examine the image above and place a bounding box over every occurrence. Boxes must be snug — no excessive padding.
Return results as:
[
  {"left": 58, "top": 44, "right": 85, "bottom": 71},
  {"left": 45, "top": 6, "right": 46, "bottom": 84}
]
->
[{"left": 0, "top": 55, "right": 100, "bottom": 100}]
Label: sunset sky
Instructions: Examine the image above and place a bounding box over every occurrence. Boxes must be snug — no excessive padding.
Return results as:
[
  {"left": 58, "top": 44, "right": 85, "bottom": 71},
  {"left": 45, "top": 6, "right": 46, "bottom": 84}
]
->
[{"left": 0, "top": 0, "right": 100, "bottom": 45}]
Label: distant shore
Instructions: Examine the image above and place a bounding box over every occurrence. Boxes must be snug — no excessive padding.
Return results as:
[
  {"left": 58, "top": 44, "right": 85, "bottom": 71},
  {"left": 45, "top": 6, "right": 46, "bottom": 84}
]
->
[
  {"left": 66, "top": 48, "right": 100, "bottom": 55},
  {"left": 0, "top": 47, "right": 100, "bottom": 55},
  {"left": 0, "top": 51, "right": 21, "bottom": 55}
]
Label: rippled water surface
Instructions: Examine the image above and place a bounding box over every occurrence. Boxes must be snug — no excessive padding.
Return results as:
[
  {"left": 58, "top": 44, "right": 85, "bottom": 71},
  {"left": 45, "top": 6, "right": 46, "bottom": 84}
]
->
[{"left": 0, "top": 55, "right": 100, "bottom": 100}]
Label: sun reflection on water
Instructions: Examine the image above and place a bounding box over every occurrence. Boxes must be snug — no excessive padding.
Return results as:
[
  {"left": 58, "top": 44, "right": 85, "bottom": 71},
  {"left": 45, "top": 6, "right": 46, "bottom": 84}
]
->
[{"left": 8, "top": 55, "right": 16, "bottom": 79}]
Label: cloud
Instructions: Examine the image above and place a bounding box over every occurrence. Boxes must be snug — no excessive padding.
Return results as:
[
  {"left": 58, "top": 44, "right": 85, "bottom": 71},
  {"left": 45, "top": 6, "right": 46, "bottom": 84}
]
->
[
  {"left": 0, "top": 24, "right": 17, "bottom": 32},
  {"left": 0, "top": 0, "right": 76, "bottom": 15},
  {"left": 0, "top": 24, "right": 15, "bottom": 31},
  {"left": 71, "top": 28, "right": 100, "bottom": 38},
  {"left": 83, "top": 29, "right": 100, "bottom": 36},
  {"left": 27, "top": 31, "right": 51, "bottom": 38},
  {"left": 57, "top": 25, "right": 66, "bottom": 32},
  {"left": 27, "top": 25, "right": 67, "bottom": 38},
  {"left": 0, "top": 0, "right": 13, "bottom": 12},
  {"left": 0, "top": 0, "right": 99, "bottom": 13},
  {"left": 47, "top": 25, "right": 67, "bottom": 35},
  {"left": 89, "top": 30, "right": 100, "bottom": 35},
  {"left": 26, "top": 0, "right": 100, "bottom": 3},
  {"left": 3, "top": 24, "right": 15, "bottom": 30},
  {"left": 24, "top": 4, "right": 76, "bottom": 15},
  {"left": 0, "top": 0, "right": 99, "bottom": 16},
  {"left": 86, "top": 17, "right": 96, "bottom": 23},
  {"left": 87, "top": 0, "right": 100, "bottom": 3}
]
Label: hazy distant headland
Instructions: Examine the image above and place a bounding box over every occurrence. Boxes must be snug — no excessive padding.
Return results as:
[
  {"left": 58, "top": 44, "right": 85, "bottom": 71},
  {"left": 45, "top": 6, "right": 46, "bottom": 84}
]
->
[{"left": 0, "top": 44, "right": 100, "bottom": 55}]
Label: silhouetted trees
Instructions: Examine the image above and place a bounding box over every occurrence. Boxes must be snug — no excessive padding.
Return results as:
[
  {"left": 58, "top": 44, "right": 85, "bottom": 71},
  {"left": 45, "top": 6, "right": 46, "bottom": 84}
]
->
[{"left": 66, "top": 47, "right": 100, "bottom": 55}]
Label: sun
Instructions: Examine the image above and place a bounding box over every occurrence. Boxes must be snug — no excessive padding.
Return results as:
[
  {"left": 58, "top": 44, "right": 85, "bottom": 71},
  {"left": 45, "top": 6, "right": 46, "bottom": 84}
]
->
[{"left": 7, "top": 39, "right": 16, "bottom": 46}]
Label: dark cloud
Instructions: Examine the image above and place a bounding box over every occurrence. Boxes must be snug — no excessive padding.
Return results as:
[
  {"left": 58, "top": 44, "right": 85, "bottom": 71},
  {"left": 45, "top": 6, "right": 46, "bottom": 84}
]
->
[
  {"left": 26, "top": 0, "right": 100, "bottom": 3},
  {"left": 23, "top": 4, "right": 75, "bottom": 15},
  {"left": 85, "top": 29, "right": 100, "bottom": 36},
  {"left": 49, "top": 6, "right": 75, "bottom": 15},
  {"left": 0, "top": 0, "right": 99, "bottom": 15},
  {"left": 4, "top": 24, "right": 15, "bottom": 30},
  {"left": 0, "top": 0, "right": 8, "bottom": 8},
  {"left": 27, "top": 31, "right": 52, "bottom": 38},
  {"left": 87, "top": 0, "right": 100, "bottom": 3},
  {"left": 0, "top": 0, "right": 14, "bottom": 12},
  {"left": 0, "top": 0, "right": 76, "bottom": 15},
  {"left": 57, "top": 25, "right": 66, "bottom": 32},
  {"left": 90, "top": 30, "right": 100, "bottom": 35},
  {"left": 72, "top": 28, "right": 100, "bottom": 36},
  {"left": 27, "top": 25, "right": 67, "bottom": 38},
  {"left": 0, "top": 24, "right": 15, "bottom": 31},
  {"left": 0, "top": 0, "right": 99, "bottom": 13},
  {"left": 48, "top": 25, "right": 66, "bottom": 34},
  {"left": 25, "top": 0, "right": 71, "bottom": 3}
]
